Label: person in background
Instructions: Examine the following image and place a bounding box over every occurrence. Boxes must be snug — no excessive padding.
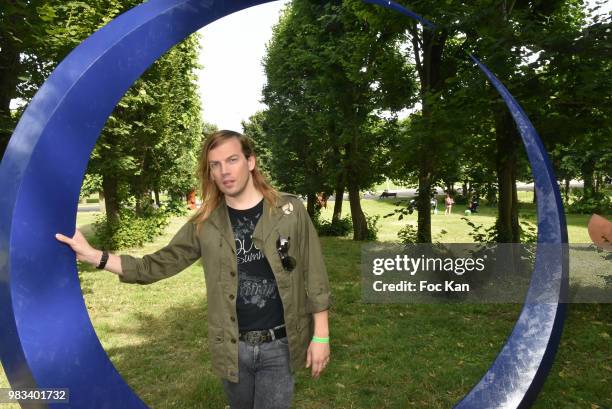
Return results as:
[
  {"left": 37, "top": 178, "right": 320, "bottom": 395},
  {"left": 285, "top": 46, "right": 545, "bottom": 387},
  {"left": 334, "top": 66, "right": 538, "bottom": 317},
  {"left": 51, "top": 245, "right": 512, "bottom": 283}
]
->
[{"left": 445, "top": 192, "right": 454, "bottom": 215}]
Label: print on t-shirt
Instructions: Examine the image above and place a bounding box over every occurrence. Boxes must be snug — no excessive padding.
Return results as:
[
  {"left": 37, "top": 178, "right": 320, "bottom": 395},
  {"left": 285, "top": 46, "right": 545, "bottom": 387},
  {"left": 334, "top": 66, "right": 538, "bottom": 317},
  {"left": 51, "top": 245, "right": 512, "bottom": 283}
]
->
[
  {"left": 232, "top": 213, "right": 277, "bottom": 308},
  {"left": 234, "top": 216, "right": 265, "bottom": 264},
  {"left": 227, "top": 199, "right": 284, "bottom": 331}
]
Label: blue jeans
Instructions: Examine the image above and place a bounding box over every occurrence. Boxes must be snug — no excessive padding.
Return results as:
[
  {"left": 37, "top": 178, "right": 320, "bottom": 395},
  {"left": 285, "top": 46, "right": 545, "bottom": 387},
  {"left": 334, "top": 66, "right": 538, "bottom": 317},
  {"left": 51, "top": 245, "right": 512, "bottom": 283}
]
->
[{"left": 222, "top": 337, "right": 294, "bottom": 409}]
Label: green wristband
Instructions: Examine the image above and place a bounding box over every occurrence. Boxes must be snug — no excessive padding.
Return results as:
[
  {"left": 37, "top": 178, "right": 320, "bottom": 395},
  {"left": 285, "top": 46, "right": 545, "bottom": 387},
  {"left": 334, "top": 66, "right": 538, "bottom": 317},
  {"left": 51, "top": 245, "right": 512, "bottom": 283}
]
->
[{"left": 312, "top": 336, "right": 329, "bottom": 344}]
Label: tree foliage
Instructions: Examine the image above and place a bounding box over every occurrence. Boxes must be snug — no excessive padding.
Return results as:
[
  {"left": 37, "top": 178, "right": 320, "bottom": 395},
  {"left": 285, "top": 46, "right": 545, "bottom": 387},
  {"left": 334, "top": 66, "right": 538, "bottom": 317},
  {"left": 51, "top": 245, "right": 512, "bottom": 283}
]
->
[
  {"left": 2, "top": 0, "right": 205, "bottom": 245},
  {"left": 261, "top": 0, "right": 417, "bottom": 240}
]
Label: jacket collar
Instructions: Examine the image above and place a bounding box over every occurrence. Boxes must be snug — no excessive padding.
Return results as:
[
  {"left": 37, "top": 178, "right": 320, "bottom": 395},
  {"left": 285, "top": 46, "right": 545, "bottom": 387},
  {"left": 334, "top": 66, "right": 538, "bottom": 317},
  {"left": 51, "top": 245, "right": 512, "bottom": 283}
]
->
[{"left": 206, "top": 194, "right": 288, "bottom": 252}]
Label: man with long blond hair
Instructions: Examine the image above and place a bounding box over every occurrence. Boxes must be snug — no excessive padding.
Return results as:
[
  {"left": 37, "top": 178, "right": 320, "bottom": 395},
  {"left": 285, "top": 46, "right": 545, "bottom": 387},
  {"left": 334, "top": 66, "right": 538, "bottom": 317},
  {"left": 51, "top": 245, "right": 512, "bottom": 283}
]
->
[{"left": 56, "top": 130, "right": 331, "bottom": 409}]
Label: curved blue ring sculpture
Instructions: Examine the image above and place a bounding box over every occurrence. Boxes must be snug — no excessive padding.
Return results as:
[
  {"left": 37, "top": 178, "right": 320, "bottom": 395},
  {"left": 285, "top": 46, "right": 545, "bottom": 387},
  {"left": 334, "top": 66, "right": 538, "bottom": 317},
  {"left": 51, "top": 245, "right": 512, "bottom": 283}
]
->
[{"left": 0, "top": 0, "right": 568, "bottom": 408}]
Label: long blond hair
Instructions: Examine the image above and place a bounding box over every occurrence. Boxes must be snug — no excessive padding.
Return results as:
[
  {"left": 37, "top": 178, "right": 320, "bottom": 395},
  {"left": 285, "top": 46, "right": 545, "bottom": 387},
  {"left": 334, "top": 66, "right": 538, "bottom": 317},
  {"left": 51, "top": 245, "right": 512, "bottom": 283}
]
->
[{"left": 190, "top": 130, "right": 279, "bottom": 229}]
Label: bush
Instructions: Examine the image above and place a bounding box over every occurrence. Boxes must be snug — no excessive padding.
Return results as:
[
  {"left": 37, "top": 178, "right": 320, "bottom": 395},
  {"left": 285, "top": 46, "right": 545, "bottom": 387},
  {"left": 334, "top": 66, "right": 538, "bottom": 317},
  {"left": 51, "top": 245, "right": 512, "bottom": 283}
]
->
[
  {"left": 461, "top": 216, "right": 538, "bottom": 245},
  {"left": 314, "top": 212, "right": 379, "bottom": 241},
  {"left": 364, "top": 213, "right": 380, "bottom": 241},
  {"left": 317, "top": 216, "right": 353, "bottom": 237},
  {"left": 567, "top": 189, "right": 612, "bottom": 214},
  {"left": 93, "top": 207, "right": 172, "bottom": 250},
  {"left": 519, "top": 220, "right": 538, "bottom": 243},
  {"left": 397, "top": 224, "right": 418, "bottom": 244},
  {"left": 165, "top": 198, "right": 189, "bottom": 216},
  {"left": 461, "top": 217, "right": 498, "bottom": 243},
  {"left": 453, "top": 194, "right": 468, "bottom": 205}
]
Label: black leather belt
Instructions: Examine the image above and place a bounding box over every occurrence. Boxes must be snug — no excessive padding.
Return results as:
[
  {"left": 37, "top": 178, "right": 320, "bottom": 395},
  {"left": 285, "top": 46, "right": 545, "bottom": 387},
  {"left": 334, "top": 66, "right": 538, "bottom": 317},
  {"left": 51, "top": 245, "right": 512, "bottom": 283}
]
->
[{"left": 239, "top": 326, "right": 287, "bottom": 345}]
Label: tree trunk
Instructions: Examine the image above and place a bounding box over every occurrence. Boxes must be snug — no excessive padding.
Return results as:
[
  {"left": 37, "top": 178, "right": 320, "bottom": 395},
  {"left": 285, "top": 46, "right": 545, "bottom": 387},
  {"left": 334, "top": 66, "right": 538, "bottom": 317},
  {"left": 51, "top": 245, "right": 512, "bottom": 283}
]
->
[
  {"left": 344, "top": 133, "right": 368, "bottom": 241},
  {"left": 496, "top": 158, "right": 519, "bottom": 242},
  {"left": 329, "top": 137, "right": 345, "bottom": 225},
  {"left": 485, "top": 182, "right": 496, "bottom": 205},
  {"left": 581, "top": 158, "right": 596, "bottom": 200},
  {"left": 306, "top": 193, "right": 317, "bottom": 219},
  {"left": 495, "top": 110, "right": 520, "bottom": 243},
  {"left": 332, "top": 180, "right": 344, "bottom": 224},
  {"left": 98, "top": 191, "right": 106, "bottom": 214},
  {"left": 409, "top": 25, "right": 448, "bottom": 244},
  {"left": 135, "top": 195, "right": 143, "bottom": 216},
  {"left": 564, "top": 179, "right": 570, "bottom": 204},
  {"left": 417, "top": 168, "right": 433, "bottom": 243},
  {"left": 348, "top": 181, "right": 367, "bottom": 240},
  {"left": 154, "top": 189, "right": 161, "bottom": 207},
  {"left": 102, "top": 174, "right": 121, "bottom": 225},
  {"left": 134, "top": 188, "right": 150, "bottom": 216}
]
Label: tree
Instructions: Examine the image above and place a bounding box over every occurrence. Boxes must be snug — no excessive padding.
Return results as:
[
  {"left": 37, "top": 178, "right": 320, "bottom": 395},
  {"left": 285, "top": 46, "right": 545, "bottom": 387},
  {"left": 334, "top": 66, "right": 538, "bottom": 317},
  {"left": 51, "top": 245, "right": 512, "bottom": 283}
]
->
[
  {"left": 534, "top": 2, "right": 611, "bottom": 212},
  {"left": 381, "top": 0, "right": 474, "bottom": 242},
  {"left": 263, "top": 0, "right": 416, "bottom": 240},
  {"left": 460, "top": 0, "right": 595, "bottom": 241},
  {"left": 1, "top": 1, "right": 134, "bottom": 157},
  {"left": 2, "top": 1, "right": 204, "bottom": 234},
  {"left": 391, "top": 0, "right": 593, "bottom": 242},
  {"left": 242, "top": 111, "right": 275, "bottom": 184},
  {"left": 89, "top": 31, "right": 203, "bottom": 223}
]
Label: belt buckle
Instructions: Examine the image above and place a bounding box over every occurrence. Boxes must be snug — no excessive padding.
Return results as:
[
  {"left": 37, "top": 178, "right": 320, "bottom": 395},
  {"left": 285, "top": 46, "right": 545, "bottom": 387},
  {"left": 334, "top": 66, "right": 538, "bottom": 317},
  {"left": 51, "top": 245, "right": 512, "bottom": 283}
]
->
[{"left": 245, "top": 331, "right": 266, "bottom": 345}]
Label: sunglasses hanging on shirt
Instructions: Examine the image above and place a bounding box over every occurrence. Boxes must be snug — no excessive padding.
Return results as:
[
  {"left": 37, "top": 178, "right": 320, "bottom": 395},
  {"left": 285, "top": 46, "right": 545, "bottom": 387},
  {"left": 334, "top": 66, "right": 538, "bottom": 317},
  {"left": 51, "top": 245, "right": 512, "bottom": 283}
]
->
[{"left": 276, "top": 236, "right": 296, "bottom": 272}]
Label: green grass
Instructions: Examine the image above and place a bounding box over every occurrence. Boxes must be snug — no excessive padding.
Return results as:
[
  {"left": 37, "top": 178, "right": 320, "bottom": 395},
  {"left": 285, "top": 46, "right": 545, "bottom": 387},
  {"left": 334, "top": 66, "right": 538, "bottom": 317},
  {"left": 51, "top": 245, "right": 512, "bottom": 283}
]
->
[
  {"left": 319, "top": 197, "right": 597, "bottom": 244},
  {"left": 1, "top": 200, "right": 610, "bottom": 409}
]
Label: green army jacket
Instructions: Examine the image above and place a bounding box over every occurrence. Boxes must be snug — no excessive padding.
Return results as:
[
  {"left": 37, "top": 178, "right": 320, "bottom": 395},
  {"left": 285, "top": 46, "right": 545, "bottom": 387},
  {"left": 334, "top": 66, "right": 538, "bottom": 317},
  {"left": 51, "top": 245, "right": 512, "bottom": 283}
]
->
[{"left": 119, "top": 192, "right": 331, "bottom": 382}]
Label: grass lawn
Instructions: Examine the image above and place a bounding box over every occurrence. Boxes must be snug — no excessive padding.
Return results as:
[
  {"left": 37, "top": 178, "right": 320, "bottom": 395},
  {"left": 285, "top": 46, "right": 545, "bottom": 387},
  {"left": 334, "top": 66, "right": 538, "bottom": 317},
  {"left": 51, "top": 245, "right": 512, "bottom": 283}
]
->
[{"left": 1, "top": 198, "right": 609, "bottom": 408}]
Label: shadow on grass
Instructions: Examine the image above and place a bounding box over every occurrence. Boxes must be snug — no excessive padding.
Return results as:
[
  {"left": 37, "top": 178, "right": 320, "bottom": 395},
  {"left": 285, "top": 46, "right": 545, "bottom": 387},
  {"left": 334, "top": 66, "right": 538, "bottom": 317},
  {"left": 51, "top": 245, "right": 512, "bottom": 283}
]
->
[
  {"left": 77, "top": 261, "right": 98, "bottom": 295},
  {"left": 304, "top": 239, "right": 611, "bottom": 408},
  {"left": 78, "top": 226, "right": 610, "bottom": 409},
  {"left": 100, "top": 303, "right": 227, "bottom": 409},
  {"left": 569, "top": 283, "right": 612, "bottom": 303},
  {"left": 90, "top": 284, "right": 611, "bottom": 409}
]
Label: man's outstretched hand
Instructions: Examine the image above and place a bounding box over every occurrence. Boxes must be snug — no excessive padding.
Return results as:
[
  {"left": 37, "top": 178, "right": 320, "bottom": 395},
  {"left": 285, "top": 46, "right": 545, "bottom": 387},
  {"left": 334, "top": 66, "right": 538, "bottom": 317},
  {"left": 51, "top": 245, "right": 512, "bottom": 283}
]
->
[{"left": 55, "top": 229, "right": 101, "bottom": 266}]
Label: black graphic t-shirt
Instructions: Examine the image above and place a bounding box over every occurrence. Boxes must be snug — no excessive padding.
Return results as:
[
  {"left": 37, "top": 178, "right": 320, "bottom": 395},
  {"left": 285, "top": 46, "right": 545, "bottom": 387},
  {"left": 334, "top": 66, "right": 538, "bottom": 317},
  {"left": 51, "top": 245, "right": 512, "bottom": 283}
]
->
[{"left": 227, "top": 199, "right": 285, "bottom": 331}]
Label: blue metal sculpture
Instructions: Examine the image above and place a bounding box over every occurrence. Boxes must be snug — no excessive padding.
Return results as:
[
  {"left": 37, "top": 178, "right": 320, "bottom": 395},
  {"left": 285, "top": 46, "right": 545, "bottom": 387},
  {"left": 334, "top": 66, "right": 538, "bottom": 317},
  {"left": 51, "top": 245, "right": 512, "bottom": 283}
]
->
[{"left": 0, "top": 0, "right": 568, "bottom": 408}]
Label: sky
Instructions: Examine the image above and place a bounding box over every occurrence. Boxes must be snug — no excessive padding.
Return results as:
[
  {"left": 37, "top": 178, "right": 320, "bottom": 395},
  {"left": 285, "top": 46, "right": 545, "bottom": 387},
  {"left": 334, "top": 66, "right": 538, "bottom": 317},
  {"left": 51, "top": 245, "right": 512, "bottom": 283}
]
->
[{"left": 196, "top": 1, "right": 290, "bottom": 132}]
